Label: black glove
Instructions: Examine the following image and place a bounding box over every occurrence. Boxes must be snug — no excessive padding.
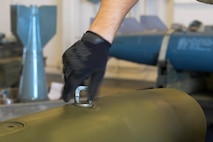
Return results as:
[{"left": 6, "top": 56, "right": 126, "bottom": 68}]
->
[{"left": 62, "top": 31, "right": 111, "bottom": 102}]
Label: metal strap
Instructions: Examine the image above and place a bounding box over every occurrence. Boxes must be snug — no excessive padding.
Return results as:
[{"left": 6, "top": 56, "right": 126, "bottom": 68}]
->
[{"left": 158, "top": 29, "right": 174, "bottom": 66}]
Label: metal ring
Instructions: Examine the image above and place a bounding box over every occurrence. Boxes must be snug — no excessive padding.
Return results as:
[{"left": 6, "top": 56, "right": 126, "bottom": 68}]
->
[{"left": 74, "top": 86, "right": 93, "bottom": 108}]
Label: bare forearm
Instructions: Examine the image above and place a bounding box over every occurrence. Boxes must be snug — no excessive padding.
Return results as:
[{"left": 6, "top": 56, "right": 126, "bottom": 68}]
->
[{"left": 89, "top": 0, "right": 139, "bottom": 43}]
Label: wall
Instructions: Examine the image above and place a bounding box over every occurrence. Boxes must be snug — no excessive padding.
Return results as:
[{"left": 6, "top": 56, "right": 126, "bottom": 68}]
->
[
  {"left": 174, "top": 1, "right": 213, "bottom": 26},
  {"left": 0, "top": 0, "right": 62, "bottom": 73}
]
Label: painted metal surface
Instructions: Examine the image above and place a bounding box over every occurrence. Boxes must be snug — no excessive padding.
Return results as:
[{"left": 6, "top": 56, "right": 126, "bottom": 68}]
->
[
  {"left": 0, "top": 88, "right": 206, "bottom": 142},
  {"left": 110, "top": 32, "right": 164, "bottom": 65},
  {"left": 11, "top": 5, "right": 57, "bottom": 102},
  {"left": 110, "top": 32, "right": 213, "bottom": 72}
]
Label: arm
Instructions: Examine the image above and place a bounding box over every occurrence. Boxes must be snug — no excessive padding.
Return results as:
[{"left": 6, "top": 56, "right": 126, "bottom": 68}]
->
[
  {"left": 90, "top": 0, "right": 139, "bottom": 43},
  {"left": 62, "top": 0, "right": 139, "bottom": 103}
]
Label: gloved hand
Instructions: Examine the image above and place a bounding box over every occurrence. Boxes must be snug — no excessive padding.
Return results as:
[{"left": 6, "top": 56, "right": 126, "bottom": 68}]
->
[{"left": 62, "top": 31, "right": 111, "bottom": 103}]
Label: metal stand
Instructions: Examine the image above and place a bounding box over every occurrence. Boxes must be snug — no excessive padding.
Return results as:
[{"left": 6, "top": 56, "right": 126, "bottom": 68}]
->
[{"left": 156, "top": 61, "right": 205, "bottom": 94}]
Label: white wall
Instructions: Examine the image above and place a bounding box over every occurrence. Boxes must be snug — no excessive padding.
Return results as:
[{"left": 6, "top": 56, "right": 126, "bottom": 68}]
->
[
  {"left": 174, "top": 1, "right": 213, "bottom": 26},
  {"left": 0, "top": 1, "right": 12, "bottom": 36},
  {"left": 0, "top": 0, "right": 62, "bottom": 72},
  {"left": 61, "top": 0, "right": 99, "bottom": 53}
]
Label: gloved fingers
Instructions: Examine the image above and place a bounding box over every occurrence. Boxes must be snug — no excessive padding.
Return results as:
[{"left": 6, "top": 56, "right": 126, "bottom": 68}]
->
[
  {"left": 62, "top": 64, "right": 73, "bottom": 102},
  {"left": 62, "top": 57, "right": 72, "bottom": 80},
  {"left": 88, "top": 71, "right": 105, "bottom": 101},
  {"left": 62, "top": 82, "right": 74, "bottom": 102},
  {"left": 62, "top": 71, "right": 89, "bottom": 102}
]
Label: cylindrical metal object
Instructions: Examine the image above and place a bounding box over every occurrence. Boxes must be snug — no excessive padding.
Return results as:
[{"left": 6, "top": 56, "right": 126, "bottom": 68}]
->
[
  {"left": 110, "top": 33, "right": 164, "bottom": 65},
  {"left": 18, "top": 5, "right": 47, "bottom": 102},
  {"left": 110, "top": 32, "right": 213, "bottom": 72},
  {"left": 0, "top": 88, "right": 206, "bottom": 142},
  {"left": 11, "top": 5, "right": 57, "bottom": 102},
  {"left": 167, "top": 33, "right": 213, "bottom": 72}
]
